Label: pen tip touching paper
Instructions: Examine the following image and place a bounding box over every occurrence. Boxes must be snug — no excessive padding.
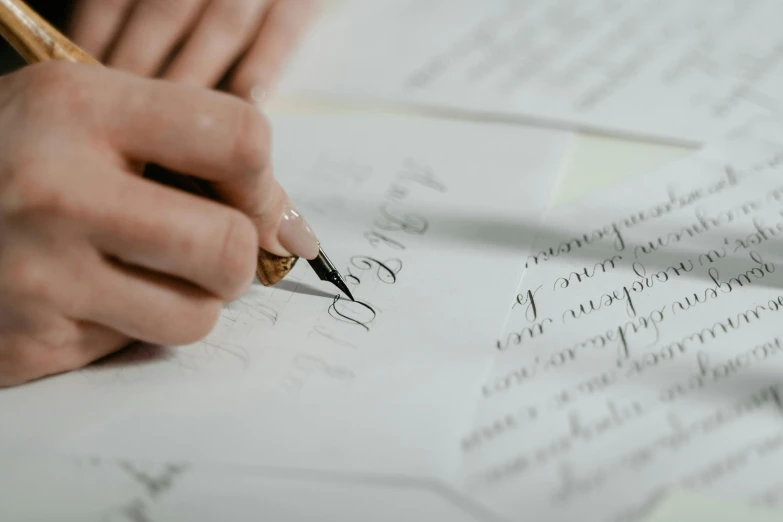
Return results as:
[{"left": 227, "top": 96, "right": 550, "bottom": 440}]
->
[
  {"left": 329, "top": 273, "right": 355, "bottom": 301},
  {"left": 306, "top": 248, "right": 355, "bottom": 301}
]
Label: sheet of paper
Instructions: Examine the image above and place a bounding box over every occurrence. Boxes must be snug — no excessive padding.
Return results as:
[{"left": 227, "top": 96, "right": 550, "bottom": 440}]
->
[
  {"left": 458, "top": 118, "right": 783, "bottom": 521},
  {"left": 0, "top": 452, "right": 490, "bottom": 522},
  {"left": 0, "top": 110, "right": 571, "bottom": 514},
  {"left": 644, "top": 489, "right": 783, "bottom": 522},
  {"left": 279, "top": 0, "right": 783, "bottom": 144}
]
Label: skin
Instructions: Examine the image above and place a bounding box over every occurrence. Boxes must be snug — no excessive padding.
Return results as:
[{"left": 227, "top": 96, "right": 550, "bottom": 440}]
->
[
  {"left": 0, "top": 62, "right": 313, "bottom": 387},
  {"left": 68, "top": 0, "right": 318, "bottom": 99},
  {"left": 0, "top": 1, "right": 320, "bottom": 386}
]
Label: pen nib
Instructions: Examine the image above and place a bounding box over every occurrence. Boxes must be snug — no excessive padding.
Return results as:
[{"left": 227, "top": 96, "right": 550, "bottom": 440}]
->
[
  {"left": 328, "top": 272, "right": 355, "bottom": 302},
  {"left": 307, "top": 248, "right": 356, "bottom": 301}
]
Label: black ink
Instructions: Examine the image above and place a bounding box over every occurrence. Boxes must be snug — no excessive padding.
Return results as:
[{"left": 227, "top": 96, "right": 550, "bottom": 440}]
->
[
  {"left": 771, "top": 386, "right": 783, "bottom": 418},
  {"left": 671, "top": 287, "right": 720, "bottom": 315},
  {"left": 375, "top": 202, "right": 429, "bottom": 235},
  {"left": 562, "top": 285, "right": 637, "bottom": 321},
  {"left": 328, "top": 295, "right": 377, "bottom": 331},
  {"left": 512, "top": 285, "right": 542, "bottom": 322},
  {"left": 118, "top": 461, "right": 189, "bottom": 499},
  {"left": 482, "top": 359, "right": 540, "bottom": 398},
  {"left": 344, "top": 272, "right": 361, "bottom": 285},
  {"left": 488, "top": 309, "right": 664, "bottom": 390},
  {"left": 386, "top": 182, "right": 410, "bottom": 201},
  {"left": 526, "top": 223, "right": 625, "bottom": 269},
  {"left": 766, "top": 184, "right": 783, "bottom": 204},
  {"left": 708, "top": 251, "right": 776, "bottom": 294},
  {"left": 496, "top": 319, "right": 552, "bottom": 350},
  {"left": 627, "top": 297, "right": 783, "bottom": 377},
  {"left": 350, "top": 256, "right": 403, "bottom": 284},
  {"left": 478, "top": 383, "right": 775, "bottom": 491},
  {"left": 461, "top": 406, "right": 538, "bottom": 453},
  {"left": 696, "top": 337, "right": 783, "bottom": 384},
  {"left": 398, "top": 158, "right": 447, "bottom": 192},
  {"left": 362, "top": 159, "right": 444, "bottom": 251},
  {"left": 121, "top": 499, "right": 151, "bottom": 522},
  {"left": 697, "top": 245, "right": 727, "bottom": 266},
  {"left": 632, "top": 259, "right": 694, "bottom": 290},
  {"left": 633, "top": 202, "right": 758, "bottom": 259},
  {"left": 694, "top": 201, "right": 762, "bottom": 228},
  {"left": 553, "top": 256, "right": 622, "bottom": 290},
  {"left": 733, "top": 215, "right": 783, "bottom": 252},
  {"left": 364, "top": 230, "right": 406, "bottom": 250},
  {"left": 557, "top": 260, "right": 694, "bottom": 322}
]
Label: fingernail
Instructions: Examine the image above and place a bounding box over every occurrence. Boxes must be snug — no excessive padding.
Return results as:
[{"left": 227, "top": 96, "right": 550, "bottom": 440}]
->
[{"left": 278, "top": 206, "right": 320, "bottom": 260}]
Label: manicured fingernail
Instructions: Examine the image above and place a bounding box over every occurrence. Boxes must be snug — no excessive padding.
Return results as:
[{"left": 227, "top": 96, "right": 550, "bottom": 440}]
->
[{"left": 278, "top": 206, "right": 320, "bottom": 260}]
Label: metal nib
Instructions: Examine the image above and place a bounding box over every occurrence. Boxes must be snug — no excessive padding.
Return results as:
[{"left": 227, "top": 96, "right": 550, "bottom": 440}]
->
[
  {"left": 307, "top": 247, "right": 355, "bottom": 301},
  {"left": 328, "top": 272, "right": 355, "bottom": 301}
]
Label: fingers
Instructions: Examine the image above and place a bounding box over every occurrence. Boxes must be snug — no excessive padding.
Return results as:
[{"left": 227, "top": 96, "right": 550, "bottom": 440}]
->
[
  {"left": 102, "top": 74, "right": 268, "bottom": 201},
  {"left": 0, "top": 217, "right": 223, "bottom": 386},
  {"left": 0, "top": 223, "right": 225, "bottom": 347},
  {"left": 164, "top": 0, "right": 271, "bottom": 88},
  {"left": 104, "top": 0, "right": 207, "bottom": 77},
  {"left": 13, "top": 61, "right": 319, "bottom": 265},
  {"left": 86, "top": 258, "right": 224, "bottom": 346},
  {"left": 69, "top": 0, "right": 317, "bottom": 98},
  {"left": 229, "top": 0, "right": 319, "bottom": 100},
  {"left": 94, "top": 73, "right": 320, "bottom": 259},
  {"left": 68, "top": 0, "right": 135, "bottom": 59},
  {"left": 0, "top": 322, "right": 129, "bottom": 388},
  {"left": 0, "top": 228, "right": 130, "bottom": 377},
  {"left": 88, "top": 175, "right": 259, "bottom": 301},
  {"left": 1, "top": 239, "right": 221, "bottom": 367},
  {"left": 1, "top": 148, "right": 260, "bottom": 300}
]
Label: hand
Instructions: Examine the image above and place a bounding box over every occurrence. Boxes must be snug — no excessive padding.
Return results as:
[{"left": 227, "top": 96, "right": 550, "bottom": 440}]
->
[
  {"left": 0, "top": 62, "right": 319, "bottom": 387},
  {"left": 68, "top": 0, "right": 317, "bottom": 101}
]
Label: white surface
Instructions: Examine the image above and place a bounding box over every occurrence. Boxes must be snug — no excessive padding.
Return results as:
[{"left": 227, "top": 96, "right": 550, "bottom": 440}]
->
[
  {"left": 0, "top": 452, "right": 492, "bottom": 522},
  {"left": 0, "top": 111, "right": 571, "bottom": 521},
  {"left": 465, "top": 119, "right": 783, "bottom": 521},
  {"left": 281, "top": 0, "right": 783, "bottom": 144}
]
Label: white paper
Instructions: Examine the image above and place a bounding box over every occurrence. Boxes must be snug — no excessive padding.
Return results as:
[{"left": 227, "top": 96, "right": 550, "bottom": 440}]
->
[
  {"left": 0, "top": 110, "right": 570, "bottom": 519},
  {"left": 461, "top": 118, "right": 783, "bottom": 521},
  {"left": 0, "top": 452, "right": 492, "bottom": 522},
  {"left": 280, "top": 0, "right": 783, "bottom": 144},
  {"left": 6, "top": 112, "right": 783, "bottom": 522}
]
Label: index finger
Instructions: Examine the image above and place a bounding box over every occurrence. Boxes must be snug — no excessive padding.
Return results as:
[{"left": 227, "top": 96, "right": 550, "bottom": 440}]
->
[{"left": 89, "top": 68, "right": 320, "bottom": 260}]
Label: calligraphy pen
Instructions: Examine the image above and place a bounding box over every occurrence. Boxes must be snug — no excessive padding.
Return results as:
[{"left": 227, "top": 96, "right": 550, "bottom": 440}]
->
[{"left": 0, "top": 0, "right": 354, "bottom": 300}]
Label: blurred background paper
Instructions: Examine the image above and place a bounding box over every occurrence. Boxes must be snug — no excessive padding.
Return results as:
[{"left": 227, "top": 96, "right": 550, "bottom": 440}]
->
[
  {"left": 280, "top": 0, "right": 783, "bottom": 145},
  {"left": 644, "top": 489, "right": 783, "bottom": 522},
  {"left": 0, "top": 452, "right": 496, "bottom": 522}
]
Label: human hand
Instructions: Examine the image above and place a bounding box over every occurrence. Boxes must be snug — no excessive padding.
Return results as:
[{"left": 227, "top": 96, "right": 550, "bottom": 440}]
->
[
  {"left": 68, "top": 0, "right": 317, "bottom": 101},
  {"left": 0, "top": 62, "right": 319, "bottom": 387}
]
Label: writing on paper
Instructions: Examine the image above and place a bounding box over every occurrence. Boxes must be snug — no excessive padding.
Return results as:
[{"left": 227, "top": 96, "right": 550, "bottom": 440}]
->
[{"left": 460, "top": 133, "right": 783, "bottom": 521}]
